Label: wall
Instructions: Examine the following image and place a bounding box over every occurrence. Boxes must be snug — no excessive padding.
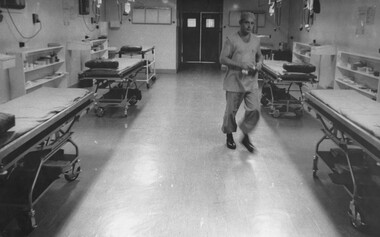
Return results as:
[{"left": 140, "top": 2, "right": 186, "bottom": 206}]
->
[
  {"left": 222, "top": 0, "right": 290, "bottom": 50},
  {"left": 105, "top": 0, "right": 177, "bottom": 72},
  {"left": 0, "top": 0, "right": 105, "bottom": 103},
  {"left": 289, "top": 0, "right": 380, "bottom": 57}
]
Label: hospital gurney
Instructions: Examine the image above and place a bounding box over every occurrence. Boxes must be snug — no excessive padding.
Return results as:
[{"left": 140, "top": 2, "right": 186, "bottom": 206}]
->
[
  {"left": 79, "top": 57, "right": 145, "bottom": 117},
  {"left": 119, "top": 46, "right": 157, "bottom": 89},
  {"left": 305, "top": 89, "right": 380, "bottom": 231},
  {"left": 0, "top": 88, "right": 93, "bottom": 233},
  {"left": 260, "top": 60, "right": 317, "bottom": 118}
]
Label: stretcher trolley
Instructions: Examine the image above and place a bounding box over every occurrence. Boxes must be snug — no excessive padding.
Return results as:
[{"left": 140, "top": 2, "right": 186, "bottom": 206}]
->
[
  {"left": 305, "top": 89, "right": 380, "bottom": 232},
  {"left": 260, "top": 60, "right": 317, "bottom": 118},
  {"left": 79, "top": 58, "right": 146, "bottom": 117},
  {"left": 0, "top": 88, "right": 93, "bottom": 233},
  {"left": 119, "top": 46, "right": 157, "bottom": 89}
]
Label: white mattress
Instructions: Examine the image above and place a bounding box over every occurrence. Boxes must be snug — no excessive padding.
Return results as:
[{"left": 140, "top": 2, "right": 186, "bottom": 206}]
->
[
  {"left": 309, "top": 90, "right": 380, "bottom": 139},
  {"left": 0, "top": 87, "right": 89, "bottom": 148},
  {"left": 263, "top": 60, "right": 289, "bottom": 75}
]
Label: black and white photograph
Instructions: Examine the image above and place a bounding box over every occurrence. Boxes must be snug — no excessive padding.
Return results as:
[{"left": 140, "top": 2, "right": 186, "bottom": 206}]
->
[{"left": 0, "top": 0, "right": 380, "bottom": 236}]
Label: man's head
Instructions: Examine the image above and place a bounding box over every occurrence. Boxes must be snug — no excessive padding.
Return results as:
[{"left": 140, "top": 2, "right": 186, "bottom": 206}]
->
[{"left": 239, "top": 12, "right": 255, "bottom": 35}]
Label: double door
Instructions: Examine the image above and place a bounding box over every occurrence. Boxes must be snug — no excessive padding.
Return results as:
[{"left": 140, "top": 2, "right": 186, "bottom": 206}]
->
[{"left": 182, "top": 12, "right": 222, "bottom": 63}]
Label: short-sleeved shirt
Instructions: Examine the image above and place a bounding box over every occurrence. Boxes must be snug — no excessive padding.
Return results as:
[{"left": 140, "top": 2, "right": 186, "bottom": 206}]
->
[{"left": 222, "top": 32, "right": 261, "bottom": 92}]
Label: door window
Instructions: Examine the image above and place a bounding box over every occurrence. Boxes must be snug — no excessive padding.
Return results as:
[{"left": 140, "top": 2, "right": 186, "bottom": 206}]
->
[
  {"left": 205, "top": 19, "right": 215, "bottom": 28},
  {"left": 187, "top": 18, "right": 196, "bottom": 27}
]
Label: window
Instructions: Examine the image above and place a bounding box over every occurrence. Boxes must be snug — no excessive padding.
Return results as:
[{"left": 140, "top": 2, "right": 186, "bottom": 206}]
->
[
  {"left": 187, "top": 18, "right": 196, "bottom": 27},
  {"left": 206, "top": 19, "right": 215, "bottom": 28}
]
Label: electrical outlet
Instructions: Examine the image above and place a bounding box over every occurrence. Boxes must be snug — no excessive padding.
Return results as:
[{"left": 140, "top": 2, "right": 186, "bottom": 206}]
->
[{"left": 32, "top": 13, "right": 39, "bottom": 24}]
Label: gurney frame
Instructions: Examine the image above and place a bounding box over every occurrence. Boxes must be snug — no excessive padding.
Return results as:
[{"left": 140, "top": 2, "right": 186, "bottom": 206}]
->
[
  {"left": 119, "top": 46, "right": 157, "bottom": 89},
  {"left": 0, "top": 92, "right": 93, "bottom": 233},
  {"left": 305, "top": 94, "right": 380, "bottom": 232},
  {"left": 260, "top": 69, "right": 316, "bottom": 118}
]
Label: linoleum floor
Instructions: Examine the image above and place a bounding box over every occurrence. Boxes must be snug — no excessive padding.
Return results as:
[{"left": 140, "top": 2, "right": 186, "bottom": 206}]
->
[{"left": 1, "top": 64, "right": 376, "bottom": 237}]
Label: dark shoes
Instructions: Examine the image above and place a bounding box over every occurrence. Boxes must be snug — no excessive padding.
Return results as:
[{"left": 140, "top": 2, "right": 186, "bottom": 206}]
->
[
  {"left": 226, "top": 133, "right": 236, "bottom": 149},
  {"left": 241, "top": 134, "right": 255, "bottom": 153}
]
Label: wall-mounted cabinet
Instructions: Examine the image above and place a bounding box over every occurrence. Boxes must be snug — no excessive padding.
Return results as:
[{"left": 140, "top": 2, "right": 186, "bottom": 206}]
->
[
  {"left": 67, "top": 39, "right": 108, "bottom": 86},
  {"left": 292, "top": 42, "right": 336, "bottom": 89},
  {"left": 7, "top": 46, "right": 67, "bottom": 99},
  {"left": 334, "top": 51, "right": 380, "bottom": 102}
]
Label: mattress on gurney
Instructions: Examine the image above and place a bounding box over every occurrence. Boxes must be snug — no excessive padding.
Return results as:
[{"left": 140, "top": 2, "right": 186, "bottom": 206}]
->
[
  {"left": 0, "top": 88, "right": 90, "bottom": 152},
  {"left": 306, "top": 89, "right": 380, "bottom": 144},
  {"left": 263, "top": 60, "right": 317, "bottom": 81},
  {"left": 79, "top": 58, "right": 145, "bottom": 78}
]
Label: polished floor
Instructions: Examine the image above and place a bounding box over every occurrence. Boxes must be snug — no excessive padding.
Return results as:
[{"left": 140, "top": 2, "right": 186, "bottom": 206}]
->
[{"left": 1, "top": 64, "right": 377, "bottom": 236}]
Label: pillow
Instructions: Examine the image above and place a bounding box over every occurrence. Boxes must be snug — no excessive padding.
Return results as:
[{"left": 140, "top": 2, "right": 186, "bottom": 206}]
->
[
  {"left": 85, "top": 59, "right": 119, "bottom": 69},
  {"left": 283, "top": 62, "right": 316, "bottom": 73},
  {"left": 120, "top": 45, "right": 143, "bottom": 53},
  {"left": 0, "top": 112, "right": 15, "bottom": 134}
]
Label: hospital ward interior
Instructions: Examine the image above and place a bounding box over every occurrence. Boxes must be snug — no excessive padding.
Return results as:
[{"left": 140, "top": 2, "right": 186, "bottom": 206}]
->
[{"left": 1, "top": 0, "right": 380, "bottom": 236}]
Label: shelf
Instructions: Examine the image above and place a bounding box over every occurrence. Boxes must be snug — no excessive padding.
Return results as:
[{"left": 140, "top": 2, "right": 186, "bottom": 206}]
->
[
  {"left": 88, "top": 39, "right": 107, "bottom": 45},
  {"left": 335, "top": 78, "right": 377, "bottom": 99},
  {"left": 335, "top": 50, "right": 380, "bottom": 102},
  {"left": 91, "top": 49, "right": 108, "bottom": 55},
  {"left": 337, "top": 65, "right": 380, "bottom": 80},
  {"left": 339, "top": 51, "right": 380, "bottom": 62},
  {"left": 293, "top": 51, "right": 311, "bottom": 59},
  {"left": 24, "top": 61, "right": 65, "bottom": 73},
  {"left": 25, "top": 73, "right": 67, "bottom": 91},
  {"left": 8, "top": 46, "right": 63, "bottom": 57}
]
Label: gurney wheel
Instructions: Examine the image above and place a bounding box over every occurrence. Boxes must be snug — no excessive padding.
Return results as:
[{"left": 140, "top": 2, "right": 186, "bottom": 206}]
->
[
  {"left": 64, "top": 162, "right": 81, "bottom": 181},
  {"left": 95, "top": 107, "right": 105, "bottom": 117},
  {"left": 17, "top": 210, "right": 37, "bottom": 234},
  {"left": 260, "top": 97, "right": 270, "bottom": 106},
  {"left": 294, "top": 109, "right": 303, "bottom": 117},
  {"left": 272, "top": 110, "right": 280, "bottom": 118},
  {"left": 349, "top": 200, "right": 367, "bottom": 232},
  {"left": 312, "top": 170, "right": 318, "bottom": 178},
  {"left": 129, "top": 98, "right": 138, "bottom": 106}
]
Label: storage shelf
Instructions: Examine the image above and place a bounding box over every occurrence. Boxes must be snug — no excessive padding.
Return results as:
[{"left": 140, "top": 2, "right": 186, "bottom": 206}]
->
[
  {"left": 292, "top": 42, "right": 336, "bottom": 89},
  {"left": 293, "top": 51, "right": 310, "bottom": 59},
  {"left": 24, "top": 61, "right": 65, "bottom": 73},
  {"left": 91, "top": 49, "right": 108, "bottom": 55},
  {"left": 337, "top": 65, "right": 380, "bottom": 80},
  {"left": 8, "top": 46, "right": 63, "bottom": 56},
  {"left": 334, "top": 50, "right": 380, "bottom": 102},
  {"left": 25, "top": 73, "right": 67, "bottom": 91},
  {"left": 7, "top": 45, "right": 68, "bottom": 99},
  {"left": 335, "top": 78, "right": 377, "bottom": 99}
]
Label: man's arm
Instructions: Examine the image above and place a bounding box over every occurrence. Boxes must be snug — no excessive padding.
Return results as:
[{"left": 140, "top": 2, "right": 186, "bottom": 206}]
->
[
  {"left": 220, "top": 38, "right": 255, "bottom": 70},
  {"left": 255, "top": 43, "right": 264, "bottom": 71}
]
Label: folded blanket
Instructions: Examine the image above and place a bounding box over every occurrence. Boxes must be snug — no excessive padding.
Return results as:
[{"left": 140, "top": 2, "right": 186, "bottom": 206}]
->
[
  {"left": 85, "top": 59, "right": 119, "bottom": 69},
  {"left": 283, "top": 62, "right": 316, "bottom": 73},
  {"left": 0, "top": 112, "right": 15, "bottom": 134}
]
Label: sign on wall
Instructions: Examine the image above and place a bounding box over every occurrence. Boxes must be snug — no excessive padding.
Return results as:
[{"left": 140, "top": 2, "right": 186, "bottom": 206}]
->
[{"left": 132, "top": 7, "right": 172, "bottom": 24}]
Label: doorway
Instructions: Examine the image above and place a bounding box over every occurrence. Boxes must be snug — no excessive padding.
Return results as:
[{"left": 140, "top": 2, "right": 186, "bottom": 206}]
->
[{"left": 181, "top": 12, "right": 222, "bottom": 64}]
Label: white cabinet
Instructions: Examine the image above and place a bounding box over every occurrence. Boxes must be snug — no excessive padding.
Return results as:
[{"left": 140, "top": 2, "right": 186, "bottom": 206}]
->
[
  {"left": 7, "top": 46, "right": 67, "bottom": 99},
  {"left": 67, "top": 39, "right": 108, "bottom": 86},
  {"left": 292, "top": 42, "right": 336, "bottom": 89},
  {"left": 334, "top": 51, "right": 380, "bottom": 102}
]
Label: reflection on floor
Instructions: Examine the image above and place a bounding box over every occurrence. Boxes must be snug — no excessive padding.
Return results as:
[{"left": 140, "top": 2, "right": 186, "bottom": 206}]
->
[{"left": 1, "top": 64, "right": 376, "bottom": 237}]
